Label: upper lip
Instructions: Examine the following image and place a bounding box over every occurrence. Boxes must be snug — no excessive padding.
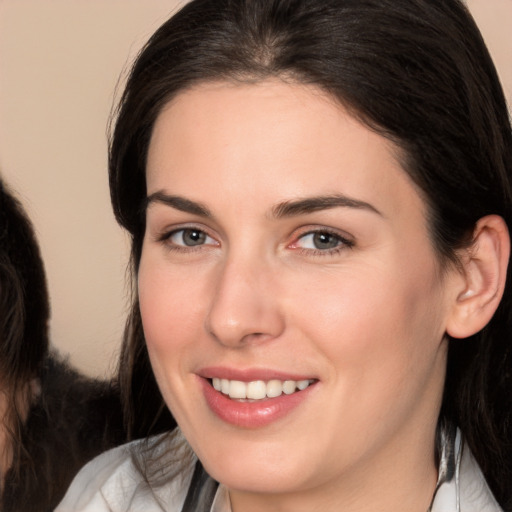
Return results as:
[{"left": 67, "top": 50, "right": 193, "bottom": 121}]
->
[{"left": 197, "top": 366, "right": 317, "bottom": 382}]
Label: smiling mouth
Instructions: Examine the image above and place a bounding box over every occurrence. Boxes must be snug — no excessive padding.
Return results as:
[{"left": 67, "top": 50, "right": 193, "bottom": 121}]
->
[{"left": 210, "top": 378, "right": 316, "bottom": 401}]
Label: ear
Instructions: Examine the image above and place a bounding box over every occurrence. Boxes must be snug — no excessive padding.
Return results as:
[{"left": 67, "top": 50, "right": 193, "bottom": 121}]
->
[{"left": 446, "top": 215, "right": 510, "bottom": 339}]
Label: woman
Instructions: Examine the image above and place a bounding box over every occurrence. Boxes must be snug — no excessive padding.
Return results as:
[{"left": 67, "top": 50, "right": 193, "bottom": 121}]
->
[
  {"left": 0, "top": 178, "right": 126, "bottom": 511},
  {"left": 58, "top": 0, "right": 512, "bottom": 510}
]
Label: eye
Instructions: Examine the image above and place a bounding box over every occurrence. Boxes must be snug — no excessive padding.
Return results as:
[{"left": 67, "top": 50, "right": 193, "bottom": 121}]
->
[
  {"left": 299, "top": 232, "right": 341, "bottom": 250},
  {"left": 167, "top": 228, "right": 216, "bottom": 247},
  {"left": 290, "top": 229, "right": 353, "bottom": 253}
]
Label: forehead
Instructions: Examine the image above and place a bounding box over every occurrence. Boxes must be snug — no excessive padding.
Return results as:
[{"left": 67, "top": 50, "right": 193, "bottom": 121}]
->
[{"left": 146, "top": 80, "right": 424, "bottom": 221}]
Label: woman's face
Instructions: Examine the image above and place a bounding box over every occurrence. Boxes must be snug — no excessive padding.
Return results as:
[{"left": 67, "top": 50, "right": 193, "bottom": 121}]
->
[{"left": 139, "top": 80, "right": 460, "bottom": 504}]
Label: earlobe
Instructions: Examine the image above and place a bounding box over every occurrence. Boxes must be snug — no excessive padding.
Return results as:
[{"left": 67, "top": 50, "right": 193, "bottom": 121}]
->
[{"left": 446, "top": 215, "right": 510, "bottom": 339}]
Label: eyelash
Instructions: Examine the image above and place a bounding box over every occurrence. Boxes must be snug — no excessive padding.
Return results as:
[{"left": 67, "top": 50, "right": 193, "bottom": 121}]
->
[
  {"left": 156, "top": 226, "right": 354, "bottom": 257},
  {"left": 157, "top": 226, "right": 218, "bottom": 253},
  {"left": 289, "top": 228, "right": 354, "bottom": 257}
]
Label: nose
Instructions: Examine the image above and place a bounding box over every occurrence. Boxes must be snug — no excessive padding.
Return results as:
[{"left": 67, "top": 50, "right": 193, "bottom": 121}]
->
[{"left": 205, "top": 253, "right": 285, "bottom": 348}]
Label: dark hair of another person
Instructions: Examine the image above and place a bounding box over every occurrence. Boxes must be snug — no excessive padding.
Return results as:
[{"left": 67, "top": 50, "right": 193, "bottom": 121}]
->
[
  {"left": 0, "top": 179, "right": 49, "bottom": 463},
  {"left": 109, "top": 0, "right": 512, "bottom": 508},
  {"left": 0, "top": 179, "right": 126, "bottom": 512}
]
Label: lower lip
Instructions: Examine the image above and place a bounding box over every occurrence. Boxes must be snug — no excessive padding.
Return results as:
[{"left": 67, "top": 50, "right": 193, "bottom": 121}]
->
[{"left": 200, "top": 378, "right": 315, "bottom": 428}]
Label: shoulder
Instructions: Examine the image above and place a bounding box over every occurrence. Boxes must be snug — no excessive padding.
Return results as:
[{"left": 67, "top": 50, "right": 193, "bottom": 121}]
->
[{"left": 55, "top": 433, "right": 196, "bottom": 512}]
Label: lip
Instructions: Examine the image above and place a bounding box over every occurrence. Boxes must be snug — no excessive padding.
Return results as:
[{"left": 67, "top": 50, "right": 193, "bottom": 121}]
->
[
  {"left": 197, "top": 367, "right": 317, "bottom": 428},
  {"left": 198, "top": 366, "right": 315, "bottom": 382}
]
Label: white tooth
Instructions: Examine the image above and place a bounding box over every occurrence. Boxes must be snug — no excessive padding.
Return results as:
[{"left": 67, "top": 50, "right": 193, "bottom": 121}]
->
[
  {"left": 212, "top": 378, "right": 221, "bottom": 391},
  {"left": 266, "top": 380, "right": 283, "bottom": 398},
  {"left": 247, "top": 380, "right": 267, "bottom": 400},
  {"left": 283, "top": 380, "right": 296, "bottom": 395},
  {"left": 229, "top": 380, "right": 247, "bottom": 399},
  {"left": 297, "top": 379, "right": 310, "bottom": 391},
  {"left": 221, "top": 379, "right": 230, "bottom": 395}
]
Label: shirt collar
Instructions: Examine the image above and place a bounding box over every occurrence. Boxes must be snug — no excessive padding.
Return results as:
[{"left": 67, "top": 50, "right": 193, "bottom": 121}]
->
[{"left": 211, "top": 484, "right": 231, "bottom": 512}]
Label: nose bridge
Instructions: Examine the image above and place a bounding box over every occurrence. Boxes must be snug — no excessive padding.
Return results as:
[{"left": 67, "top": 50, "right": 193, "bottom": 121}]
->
[{"left": 205, "top": 246, "right": 283, "bottom": 347}]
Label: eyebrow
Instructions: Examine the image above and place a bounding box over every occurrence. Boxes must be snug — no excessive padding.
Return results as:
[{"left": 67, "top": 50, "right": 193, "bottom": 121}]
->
[
  {"left": 145, "top": 191, "right": 381, "bottom": 219},
  {"left": 272, "top": 194, "right": 382, "bottom": 218},
  {"left": 145, "top": 192, "right": 212, "bottom": 217}
]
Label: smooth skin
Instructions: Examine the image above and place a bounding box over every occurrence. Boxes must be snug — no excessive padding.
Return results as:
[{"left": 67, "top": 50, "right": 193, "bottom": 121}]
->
[{"left": 138, "top": 80, "right": 508, "bottom": 512}]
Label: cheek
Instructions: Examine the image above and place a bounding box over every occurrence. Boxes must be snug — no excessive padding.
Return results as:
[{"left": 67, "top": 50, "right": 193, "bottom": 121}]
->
[
  {"left": 138, "top": 253, "right": 209, "bottom": 353},
  {"left": 293, "top": 265, "right": 447, "bottom": 449},
  {"left": 292, "top": 255, "right": 447, "bottom": 384},
  {"left": 137, "top": 256, "right": 209, "bottom": 415}
]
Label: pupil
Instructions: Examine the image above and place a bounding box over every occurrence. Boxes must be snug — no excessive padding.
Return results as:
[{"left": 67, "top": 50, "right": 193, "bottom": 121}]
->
[
  {"left": 183, "top": 229, "right": 205, "bottom": 246},
  {"left": 313, "top": 232, "right": 338, "bottom": 249}
]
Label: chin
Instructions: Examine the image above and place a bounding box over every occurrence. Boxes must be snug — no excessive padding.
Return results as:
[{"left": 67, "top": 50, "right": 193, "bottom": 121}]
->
[
  {"left": 211, "top": 466, "right": 304, "bottom": 495},
  {"left": 199, "top": 441, "right": 312, "bottom": 494}
]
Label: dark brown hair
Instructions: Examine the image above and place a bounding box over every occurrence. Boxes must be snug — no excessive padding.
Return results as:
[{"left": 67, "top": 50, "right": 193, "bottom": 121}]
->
[
  {"left": 0, "top": 179, "right": 49, "bottom": 465},
  {"left": 0, "top": 179, "right": 126, "bottom": 511},
  {"left": 110, "top": 0, "right": 512, "bottom": 507}
]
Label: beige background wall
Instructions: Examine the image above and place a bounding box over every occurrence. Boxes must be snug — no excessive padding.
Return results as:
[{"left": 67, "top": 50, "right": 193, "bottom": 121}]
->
[{"left": 0, "top": 1, "right": 511, "bottom": 378}]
